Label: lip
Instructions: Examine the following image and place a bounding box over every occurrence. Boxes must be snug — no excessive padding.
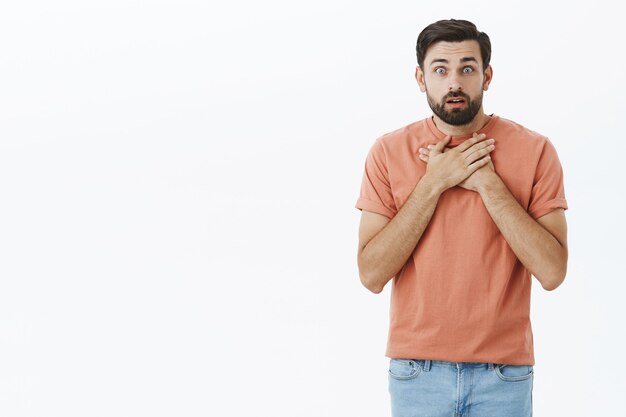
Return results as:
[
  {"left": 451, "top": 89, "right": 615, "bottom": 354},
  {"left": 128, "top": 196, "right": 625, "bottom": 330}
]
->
[{"left": 446, "top": 100, "right": 467, "bottom": 108}]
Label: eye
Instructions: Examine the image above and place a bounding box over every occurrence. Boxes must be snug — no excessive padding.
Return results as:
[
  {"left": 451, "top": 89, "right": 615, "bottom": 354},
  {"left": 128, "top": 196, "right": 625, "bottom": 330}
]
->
[
  {"left": 463, "top": 66, "right": 474, "bottom": 74},
  {"left": 435, "top": 67, "right": 446, "bottom": 75}
]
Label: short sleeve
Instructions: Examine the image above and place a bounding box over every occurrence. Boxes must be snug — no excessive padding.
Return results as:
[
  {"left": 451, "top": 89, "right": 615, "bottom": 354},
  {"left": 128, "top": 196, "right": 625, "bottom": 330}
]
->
[
  {"left": 527, "top": 138, "right": 568, "bottom": 219},
  {"left": 355, "top": 138, "right": 397, "bottom": 219}
]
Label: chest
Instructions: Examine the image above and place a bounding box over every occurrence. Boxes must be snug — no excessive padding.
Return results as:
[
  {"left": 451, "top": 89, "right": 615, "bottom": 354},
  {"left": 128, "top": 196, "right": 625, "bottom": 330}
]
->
[{"left": 387, "top": 140, "right": 537, "bottom": 213}]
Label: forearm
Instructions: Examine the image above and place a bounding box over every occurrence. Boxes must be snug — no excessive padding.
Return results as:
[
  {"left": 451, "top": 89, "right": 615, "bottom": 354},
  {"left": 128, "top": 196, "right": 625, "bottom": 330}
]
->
[
  {"left": 359, "top": 176, "right": 443, "bottom": 293},
  {"left": 478, "top": 174, "right": 567, "bottom": 290}
]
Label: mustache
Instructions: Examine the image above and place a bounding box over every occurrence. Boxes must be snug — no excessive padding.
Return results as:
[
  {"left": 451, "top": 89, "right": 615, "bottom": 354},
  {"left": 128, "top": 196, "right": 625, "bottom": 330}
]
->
[{"left": 442, "top": 91, "right": 471, "bottom": 102}]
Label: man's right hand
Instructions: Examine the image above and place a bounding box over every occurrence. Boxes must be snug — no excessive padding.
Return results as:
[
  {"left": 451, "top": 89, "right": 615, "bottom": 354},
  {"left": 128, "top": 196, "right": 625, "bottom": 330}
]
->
[{"left": 422, "top": 134, "right": 495, "bottom": 192}]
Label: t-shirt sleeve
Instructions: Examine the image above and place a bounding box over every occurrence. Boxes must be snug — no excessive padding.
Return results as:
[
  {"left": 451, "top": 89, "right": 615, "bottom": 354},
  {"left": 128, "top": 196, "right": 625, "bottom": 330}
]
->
[
  {"left": 355, "top": 138, "right": 397, "bottom": 219},
  {"left": 527, "top": 138, "right": 568, "bottom": 220}
]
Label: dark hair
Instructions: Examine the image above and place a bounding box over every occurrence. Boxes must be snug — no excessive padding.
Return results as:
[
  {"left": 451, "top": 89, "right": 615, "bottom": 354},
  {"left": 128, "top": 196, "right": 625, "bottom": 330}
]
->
[{"left": 416, "top": 19, "right": 491, "bottom": 70}]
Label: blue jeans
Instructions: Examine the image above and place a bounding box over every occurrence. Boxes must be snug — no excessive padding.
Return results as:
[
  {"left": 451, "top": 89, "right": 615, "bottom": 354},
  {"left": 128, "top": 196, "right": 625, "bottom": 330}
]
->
[{"left": 388, "top": 359, "right": 533, "bottom": 417}]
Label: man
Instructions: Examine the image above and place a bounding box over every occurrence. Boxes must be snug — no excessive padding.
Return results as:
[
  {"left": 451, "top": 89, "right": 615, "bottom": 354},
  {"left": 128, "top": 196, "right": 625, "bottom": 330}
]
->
[{"left": 355, "top": 19, "right": 568, "bottom": 417}]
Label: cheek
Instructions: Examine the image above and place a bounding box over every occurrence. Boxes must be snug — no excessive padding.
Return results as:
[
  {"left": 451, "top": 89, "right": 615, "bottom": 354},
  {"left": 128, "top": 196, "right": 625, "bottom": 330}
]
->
[{"left": 423, "top": 79, "right": 444, "bottom": 95}]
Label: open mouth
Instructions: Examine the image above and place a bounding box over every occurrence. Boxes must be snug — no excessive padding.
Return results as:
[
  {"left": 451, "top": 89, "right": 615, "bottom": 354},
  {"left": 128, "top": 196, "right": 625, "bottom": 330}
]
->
[{"left": 446, "top": 97, "right": 466, "bottom": 104}]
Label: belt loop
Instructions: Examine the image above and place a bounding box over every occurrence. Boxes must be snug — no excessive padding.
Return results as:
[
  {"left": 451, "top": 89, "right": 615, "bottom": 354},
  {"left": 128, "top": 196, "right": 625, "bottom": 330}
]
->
[
  {"left": 488, "top": 363, "right": 494, "bottom": 371},
  {"left": 423, "top": 359, "right": 431, "bottom": 372}
]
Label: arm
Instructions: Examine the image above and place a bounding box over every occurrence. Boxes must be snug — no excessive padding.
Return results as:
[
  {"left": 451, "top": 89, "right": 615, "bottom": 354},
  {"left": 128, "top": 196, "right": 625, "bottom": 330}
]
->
[
  {"left": 477, "top": 174, "right": 568, "bottom": 290},
  {"left": 357, "top": 177, "right": 443, "bottom": 294},
  {"left": 357, "top": 135, "right": 494, "bottom": 293},
  {"left": 419, "top": 134, "right": 569, "bottom": 290}
]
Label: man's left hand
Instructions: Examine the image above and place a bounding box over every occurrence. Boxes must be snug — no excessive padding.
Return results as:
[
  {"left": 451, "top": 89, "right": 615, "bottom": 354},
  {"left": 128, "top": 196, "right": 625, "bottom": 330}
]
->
[{"left": 418, "top": 132, "right": 498, "bottom": 193}]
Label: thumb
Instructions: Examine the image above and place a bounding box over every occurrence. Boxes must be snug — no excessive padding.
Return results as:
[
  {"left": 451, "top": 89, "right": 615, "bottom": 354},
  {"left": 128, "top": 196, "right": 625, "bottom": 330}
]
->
[{"left": 430, "top": 135, "right": 451, "bottom": 155}]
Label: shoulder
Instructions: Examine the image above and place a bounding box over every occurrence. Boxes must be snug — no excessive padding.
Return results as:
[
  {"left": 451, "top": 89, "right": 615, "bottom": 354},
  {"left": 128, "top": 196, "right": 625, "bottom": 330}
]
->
[
  {"left": 492, "top": 116, "right": 558, "bottom": 161},
  {"left": 494, "top": 117, "right": 565, "bottom": 173},
  {"left": 374, "top": 118, "right": 430, "bottom": 151},
  {"left": 495, "top": 116, "right": 548, "bottom": 143}
]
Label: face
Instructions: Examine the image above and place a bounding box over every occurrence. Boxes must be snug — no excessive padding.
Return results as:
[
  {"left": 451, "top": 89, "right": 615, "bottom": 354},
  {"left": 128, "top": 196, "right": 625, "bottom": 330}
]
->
[{"left": 415, "top": 40, "right": 492, "bottom": 126}]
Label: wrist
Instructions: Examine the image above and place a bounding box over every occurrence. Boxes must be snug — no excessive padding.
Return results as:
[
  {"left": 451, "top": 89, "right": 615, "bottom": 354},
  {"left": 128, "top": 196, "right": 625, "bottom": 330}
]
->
[
  {"left": 419, "top": 173, "right": 447, "bottom": 197},
  {"left": 477, "top": 172, "right": 502, "bottom": 196}
]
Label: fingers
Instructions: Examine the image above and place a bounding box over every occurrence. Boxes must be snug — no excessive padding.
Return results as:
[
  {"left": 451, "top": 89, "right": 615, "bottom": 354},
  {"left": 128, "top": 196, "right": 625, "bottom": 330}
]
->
[
  {"left": 418, "top": 144, "right": 435, "bottom": 162},
  {"left": 464, "top": 140, "right": 495, "bottom": 164},
  {"left": 467, "top": 154, "right": 492, "bottom": 172},
  {"left": 460, "top": 132, "right": 495, "bottom": 163},
  {"left": 419, "top": 133, "right": 495, "bottom": 164},
  {"left": 456, "top": 132, "right": 490, "bottom": 153},
  {"left": 430, "top": 135, "right": 451, "bottom": 155}
]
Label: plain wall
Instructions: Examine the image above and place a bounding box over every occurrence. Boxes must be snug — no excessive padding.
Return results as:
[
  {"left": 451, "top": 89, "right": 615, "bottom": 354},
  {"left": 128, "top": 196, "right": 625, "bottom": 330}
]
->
[{"left": 0, "top": 0, "right": 624, "bottom": 415}]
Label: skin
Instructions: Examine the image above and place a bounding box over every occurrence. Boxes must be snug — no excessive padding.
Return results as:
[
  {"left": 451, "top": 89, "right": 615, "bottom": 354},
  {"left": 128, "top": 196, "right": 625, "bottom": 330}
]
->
[{"left": 358, "top": 40, "right": 568, "bottom": 293}]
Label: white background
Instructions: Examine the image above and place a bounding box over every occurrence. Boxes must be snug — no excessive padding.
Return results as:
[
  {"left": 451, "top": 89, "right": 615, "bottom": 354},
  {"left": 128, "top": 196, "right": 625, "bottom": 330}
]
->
[{"left": 0, "top": 0, "right": 624, "bottom": 416}]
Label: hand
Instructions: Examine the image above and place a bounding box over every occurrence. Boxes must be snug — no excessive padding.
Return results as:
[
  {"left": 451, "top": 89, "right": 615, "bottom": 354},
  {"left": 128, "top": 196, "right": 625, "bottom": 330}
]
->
[
  {"left": 458, "top": 133, "right": 496, "bottom": 191},
  {"left": 417, "top": 133, "right": 495, "bottom": 192}
]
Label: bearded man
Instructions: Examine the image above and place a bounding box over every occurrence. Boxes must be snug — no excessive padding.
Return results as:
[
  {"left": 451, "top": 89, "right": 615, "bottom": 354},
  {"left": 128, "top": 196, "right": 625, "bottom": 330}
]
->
[{"left": 355, "top": 19, "right": 568, "bottom": 417}]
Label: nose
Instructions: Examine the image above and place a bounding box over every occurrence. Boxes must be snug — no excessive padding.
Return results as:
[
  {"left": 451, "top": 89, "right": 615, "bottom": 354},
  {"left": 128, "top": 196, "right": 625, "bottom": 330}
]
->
[{"left": 448, "top": 73, "right": 463, "bottom": 92}]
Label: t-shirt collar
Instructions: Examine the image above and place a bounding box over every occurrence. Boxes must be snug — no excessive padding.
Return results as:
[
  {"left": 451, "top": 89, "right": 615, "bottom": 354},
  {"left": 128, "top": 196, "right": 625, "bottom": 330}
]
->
[{"left": 426, "top": 114, "right": 499, "bottom": 147}]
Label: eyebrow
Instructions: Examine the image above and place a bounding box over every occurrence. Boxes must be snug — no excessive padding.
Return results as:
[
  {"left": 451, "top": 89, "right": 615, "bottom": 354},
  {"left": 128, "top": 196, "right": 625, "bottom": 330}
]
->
[{"left": 429, "top": 57, "right": 479, "bottom": 66}]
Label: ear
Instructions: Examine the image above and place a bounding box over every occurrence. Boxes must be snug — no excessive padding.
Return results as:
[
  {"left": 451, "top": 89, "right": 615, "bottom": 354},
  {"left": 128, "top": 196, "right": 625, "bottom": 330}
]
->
[
  {"left": 482, "top": 64, "right": 493, "bottom": 91},
  {"left": 415, "top": 66, "right": 426, "bottom": 92}
]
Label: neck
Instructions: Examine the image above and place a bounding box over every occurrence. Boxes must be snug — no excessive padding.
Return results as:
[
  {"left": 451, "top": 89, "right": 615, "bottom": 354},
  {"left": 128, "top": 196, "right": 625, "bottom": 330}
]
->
[{"left": 432, "top": 109, "right": 491, "bottom": 136}]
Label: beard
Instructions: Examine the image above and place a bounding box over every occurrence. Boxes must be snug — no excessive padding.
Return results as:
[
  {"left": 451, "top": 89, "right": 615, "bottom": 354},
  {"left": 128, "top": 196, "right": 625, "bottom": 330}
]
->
[{"left": 427, "top": 90, "right": 482, "bottom": 126}]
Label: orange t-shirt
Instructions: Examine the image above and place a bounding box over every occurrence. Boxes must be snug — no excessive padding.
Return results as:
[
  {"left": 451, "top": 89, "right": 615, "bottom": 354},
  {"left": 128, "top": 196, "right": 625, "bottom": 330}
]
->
[{"left": 355, "top": 115, "right": 568, "bottom": 365}]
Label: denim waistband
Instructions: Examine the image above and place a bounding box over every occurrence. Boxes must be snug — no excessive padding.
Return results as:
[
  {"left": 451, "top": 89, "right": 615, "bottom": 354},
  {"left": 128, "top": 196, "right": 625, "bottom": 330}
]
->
[{"left": 419, "top": 360, "right": 495, "bottom": 372}]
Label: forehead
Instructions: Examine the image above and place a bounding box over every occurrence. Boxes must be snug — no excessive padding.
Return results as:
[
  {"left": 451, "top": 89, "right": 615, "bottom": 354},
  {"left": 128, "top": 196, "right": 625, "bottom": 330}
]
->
[{"left": 424, "top": 40, "right": 482, "bottom": 66}]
